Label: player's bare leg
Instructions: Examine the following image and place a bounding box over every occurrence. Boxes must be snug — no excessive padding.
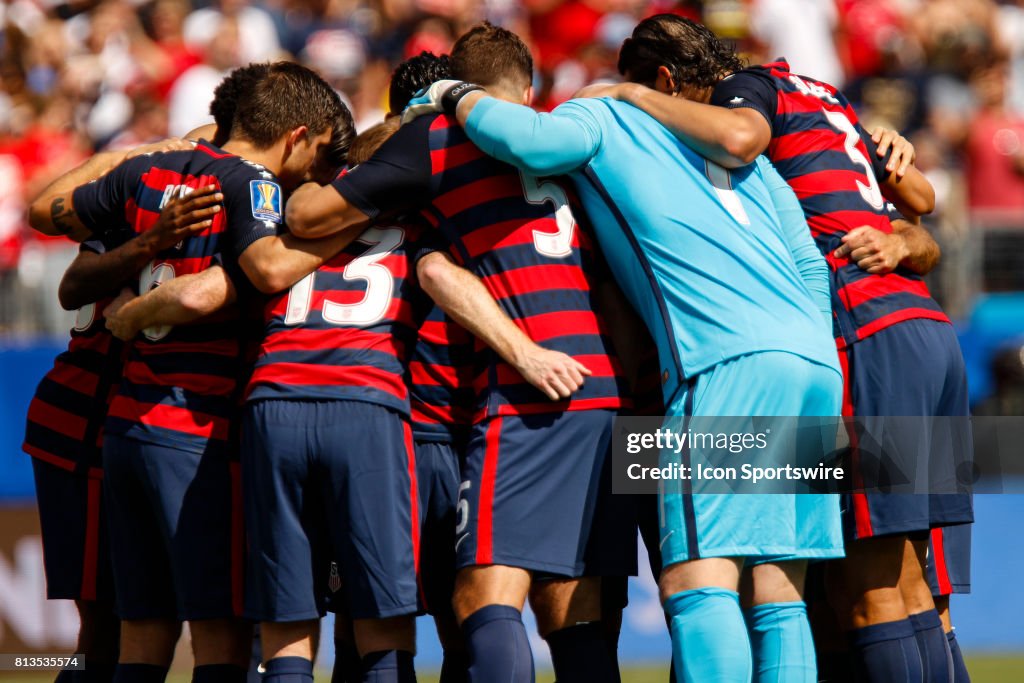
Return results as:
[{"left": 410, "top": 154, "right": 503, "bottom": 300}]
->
[
  {"left": 659, "top": 557, "right": 749, "bottom": 682},
  {"left": 190, "top": 618, "right": 252, "bottom": 668},
  {"left": 351, "top": 616, "right": 417, "bottom": 680},
  {"left": 259, "top": 619, "right": 319, "bottom": 682},
  {"left": 453, "top": 565, "right": 532, "bottom": 683},
  {"left": 118, "top": 618, "right": 181, "bottom": 666},
  {"left": 895, "top": 536, "right": 956, "bottom": 682},
  {"left": 899, "top": 537, "right": 937, "bottom": 615},
  {"left": 832, "top": 534, "right": 927, "bottom": 682},
  {"left": 529, "top": 576, "right": 615, "bottom": 683},
  {"left": 74, "top": 599, "right": 120, "bottom": 681},
  {"left": 739, "top": 561, "right": 816, "bottom": 683}
]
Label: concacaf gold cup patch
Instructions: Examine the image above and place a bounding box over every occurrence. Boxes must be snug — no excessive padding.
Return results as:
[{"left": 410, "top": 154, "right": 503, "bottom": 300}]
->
[{"left": 250, "top": 179, "right": 282, "bottom": 223}]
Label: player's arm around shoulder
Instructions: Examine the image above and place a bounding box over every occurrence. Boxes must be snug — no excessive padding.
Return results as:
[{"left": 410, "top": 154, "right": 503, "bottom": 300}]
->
[{"left": 458, "top": 92, "right": 601, "bottom": 176}]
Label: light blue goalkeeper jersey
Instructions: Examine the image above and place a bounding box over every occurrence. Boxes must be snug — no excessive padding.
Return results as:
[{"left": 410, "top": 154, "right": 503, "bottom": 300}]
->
[{"left": 465, "top": 95, "right": 840, "bottom": 406}]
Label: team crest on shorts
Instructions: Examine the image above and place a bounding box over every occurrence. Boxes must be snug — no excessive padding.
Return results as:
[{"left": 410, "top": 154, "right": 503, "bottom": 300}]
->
[
  {"left": 328, "top": 561, "right": 342, "bottom": 593},
  {"left": 250, "top": 179, "right": 282, "bottom": 223}
]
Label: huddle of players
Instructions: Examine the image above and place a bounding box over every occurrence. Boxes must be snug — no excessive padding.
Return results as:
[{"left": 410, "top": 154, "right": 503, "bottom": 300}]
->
[{"left": 22, "top": 15, "right": 971, "bottom": 683}]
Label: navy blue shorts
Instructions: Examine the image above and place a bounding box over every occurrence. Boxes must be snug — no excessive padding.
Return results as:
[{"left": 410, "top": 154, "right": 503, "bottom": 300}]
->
[
  {"left": 415, "top": 438, "right": 462, "bottom": 616},
  {"left": 31, "top": 458, "right": 114, "bottom": 603},
  {"left": 102, "top": 434, "right": 243, "bottom": 621},
  {"left": 243, "top": 400, "right": 420, "bottom": 622},
  {"left": 927, "top": 525, "right": 971, "bottom": 596},
  {"left": 456, "top": 409, "right": 635, "bottom": 577},
  {"left": 838, "top": 318, "right": 974, "bottom": 539}
]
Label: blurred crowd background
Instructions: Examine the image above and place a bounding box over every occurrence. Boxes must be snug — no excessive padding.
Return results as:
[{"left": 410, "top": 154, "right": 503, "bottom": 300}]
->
[{"left": 0, "top": 0, "right": 1022, "bottom": 406}]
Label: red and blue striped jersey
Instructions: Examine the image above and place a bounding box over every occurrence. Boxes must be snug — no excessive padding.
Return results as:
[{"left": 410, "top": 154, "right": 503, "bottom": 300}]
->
[
  {"left": 409, "top": 305, "right": 476, "bottom": 441},
  {"left": 246, "top": 222, "right": 436, "bottom": 414},
  {"left": 23, "top": 242, "right": 126, "bottom": 477},
  {"left": 334, "top": 113, "right": 627, "bottom": 420},
  {"left": 71, "top": 140, "right": 279, "bottom": 454},
  {"left": 711, "top": 61, "right": 950, "bottom": 347}
]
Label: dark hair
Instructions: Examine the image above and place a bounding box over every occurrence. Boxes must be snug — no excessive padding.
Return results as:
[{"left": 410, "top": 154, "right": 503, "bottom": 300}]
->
[
  {"left": 232, "top": 61, "right": 344, "bottom": 149},
  {"left": 451, "top": 22, "right": 532, "bottom": 90},
  {"left": 210, "top": 63, "right": 270, "bottom": 144},
  {"left": 324, "top": 103, "right": 357, "bottom": 169},
  {"left": 347, "top": 118, "right": 400, "bottom": 166},
  {"left": 618, "top": 15, "right": 743, "bottom": 91},
  {"left": 389, "top": 52, "right": 453, "bottom": 114}
]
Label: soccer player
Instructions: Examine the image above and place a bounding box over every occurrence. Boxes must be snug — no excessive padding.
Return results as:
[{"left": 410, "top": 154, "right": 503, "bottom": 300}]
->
[
  {"left": 23, "top": 179, "right": 221, "bottom": 683},
  {"left": 404, "top": 21, "right": 849, "bottom": 683},
  {"left": 28, "top": 62, "right": 352, "bottom": 683},
  {"left": 578, "top": 15, "right": 973, "bottom": 682},
  {"left": 286, "top": 25, "right": 633, "bottom": 683}
]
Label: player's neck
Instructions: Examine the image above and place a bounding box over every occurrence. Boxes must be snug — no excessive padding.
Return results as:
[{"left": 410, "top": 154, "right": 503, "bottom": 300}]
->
[{"left": 221, "top": 138, "right": 285, "bottom": 176}]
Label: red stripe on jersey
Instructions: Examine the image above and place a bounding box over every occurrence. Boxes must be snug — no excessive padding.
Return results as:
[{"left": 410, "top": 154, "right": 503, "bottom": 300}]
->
[
  {"left": 248, "top": 362, "right": 407, "bottom": 399},
  {"left": 930, "top": 528, "right": 953, "bottom": 596},
  {"left": 839, "top": 275, "right": 932, "bottom": 309},
  {"left": 483, "top": 264, "right": 590, "bottom": 300},
  {"left": 45, "top": 361, "right": 101, "bottom": 398},
  {"left": 123, "top": 360, "right": 237, "bottom": 397},
  {"left": 854, "top": 308, "right": 951, "bottom": 342},
  {"left": 108, "top": 396, "right": 230, "bottom": 441},
  {"left": 27, "top": 399, "right": 88, "bottom": 441},
  {"left": 519, "top": 311, "right": 606, "bottom": 344},
  {"left": 494, "top": 353, "right": 620, "bottom": 385},
  {"left": 80, "top": 477, "right": 101, "bottom": 601},
  {"left": 409, "top": 360, "right": 460, "bottom": 386},
  {"left": 460, "top": 218, "right": 559, "bottom": 257},
  {"left": 476, "top": 417, "right": 502, "bottom": 565},
  {"left": 771, "top": 129, "right": 848, "bottom": 162},
  {"left": 488, "top": 396, "right": 626, "bottom": 419},
  {"left": 261, "top": 327, "right": 403, "bottom": 356},
  {"left": 434, "top": 175, "right": 522, "bottom": 217},
  {"left": 430, "top": 140, "right": 484, "bottom": 171},
  {"left": 21, "top": 443, "right": 77, "bottom": 472},
  {"left": 787, "top": 168, "right": 881, "bottom": 198}
]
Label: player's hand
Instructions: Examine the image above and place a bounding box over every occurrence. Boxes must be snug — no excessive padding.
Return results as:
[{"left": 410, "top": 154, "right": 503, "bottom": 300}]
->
[
  {"left": 514, "top": 344, "right": 593, "bottom": 400},
  {"left": 126, "top": 137, "right": 195, "bottom": 158},
  {"left": 103, "top": 288, "right": 142, "bottom": 340},
  {"left": 144, "top": 185, "right": 223, "bottom": 254},
  {"left": 834, "top": 225, "right": 909, "bottom": 274},
  {"left": 871, "top": 127, "right": 915, "bottom": 178},
  {"left": 401, "top": 80, "right": 484, "bottom": 124}
]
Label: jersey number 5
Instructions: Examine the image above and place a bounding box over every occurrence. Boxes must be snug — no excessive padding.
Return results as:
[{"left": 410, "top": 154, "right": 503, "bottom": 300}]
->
[
  {"left": 822, "top": 109, "right": 885, "bottom": 210},
  {"left": 520, "top": 171, "right": 576, "bottom": 258},
  {"left": 285, "top": 226, "right": 405, "bottom": 327}
]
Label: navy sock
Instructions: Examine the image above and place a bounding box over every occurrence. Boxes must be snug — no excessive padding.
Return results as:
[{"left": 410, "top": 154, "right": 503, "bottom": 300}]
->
[
  {"left": 112, "top": 663, "right": 168, "bottom": 683},
  {"left": 909, "top": 611, "right": 952, "bottom": 683},
  {"left": 947, "top": 631, "right": 971, "bottom": 683},
  {"left": 361, "top": 650, "right": 415, "bottom": 683},
  {"left": 263, "top": 656, "right": 314, "bottom": 683},
  {"left": 439, "top": 649, "right": 469, "bottom": 683},
  {"left": 849, "top": 619, "right": 924, "bottom": 683},
  {"left": 462, "top": 605, "right": 534, "bottom": 683},
  {"left": 87, "top": 660, "right": 118, "bottom": 683},
  {"left": 546, "top": 622, "right": 618, "bottom": 683},
  {"left": 192, "top": 664, "right": 247, "bottom": 683},
  {"left": 332, "top": 638, "right": 364, "bottom": 683}
]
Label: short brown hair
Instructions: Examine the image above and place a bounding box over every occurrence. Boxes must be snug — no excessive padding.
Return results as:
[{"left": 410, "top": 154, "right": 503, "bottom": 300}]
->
[
  {"left": 451, "top": 22, "right": 532, "bottom": 90},
  {"left": 346, "top": 118, "right": 400, "bottom": 166},
  {"left": 232, "top": 61, "right": 344, "bottom": 148}
]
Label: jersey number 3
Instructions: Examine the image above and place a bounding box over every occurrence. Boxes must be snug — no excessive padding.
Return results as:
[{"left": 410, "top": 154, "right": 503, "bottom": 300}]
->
[{"left": 284, "top": 226, "right": 405, "bottom": 327}]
